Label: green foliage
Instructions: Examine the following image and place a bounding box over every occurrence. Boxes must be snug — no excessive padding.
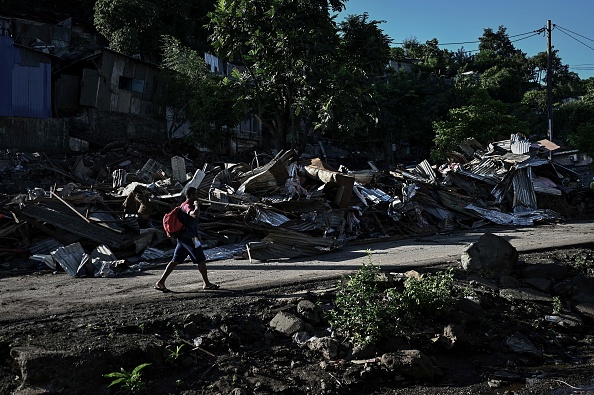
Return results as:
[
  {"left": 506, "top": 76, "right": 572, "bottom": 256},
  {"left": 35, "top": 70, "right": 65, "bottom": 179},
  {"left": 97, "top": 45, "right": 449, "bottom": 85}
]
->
[
  {"left": 166, "top": 344, "right": 185, "bottom": 364},
  {"left": 567, "top": 124, "right": 594, "bottom": 157},
  {"left": 388, "top": 269, "right": 455, "bottom": 324},
  {"left": 480, "top": 66, "right": 525, "bottom": 103},
  {"left": 432, "top": 90, "right": 529, "bottom": 161},
  {"left": 104, "top": 363, "right": 151, "bottom": 394},
  {"left": 521, "top": 90, "right": 548, "bottom": 114},
  {"left": 94, "top": 0, "right": 159, "bottom": 55},
  {"left": 209, "top": 0, "right": 348, "bottom": 149},
  {"left": 552, "top": 296, "right": 563, "bottom": 314},
  {"left": 94, "top": 0, "right": 214, "bottom": 57},
  {"left": 160, "top": 35, "right": 247, "bottom": 148},
  {"left": 329, "top": 252, "right": 456, "bottom": 345},
  {"left": 329, "top": 251, "right": 396, "bottom": 345},
  {"left": 558, "top": 96, "right": 594, "bottom": 156}
]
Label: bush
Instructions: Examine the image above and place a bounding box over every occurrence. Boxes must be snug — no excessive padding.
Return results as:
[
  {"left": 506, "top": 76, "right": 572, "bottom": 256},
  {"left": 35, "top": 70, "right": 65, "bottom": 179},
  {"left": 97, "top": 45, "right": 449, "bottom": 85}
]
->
[
  {"left": 329, "top": 251, "right": 397, "bottom": 345},
  {"left": 328, "top": 252, "right": 455, "bottom": 345}
]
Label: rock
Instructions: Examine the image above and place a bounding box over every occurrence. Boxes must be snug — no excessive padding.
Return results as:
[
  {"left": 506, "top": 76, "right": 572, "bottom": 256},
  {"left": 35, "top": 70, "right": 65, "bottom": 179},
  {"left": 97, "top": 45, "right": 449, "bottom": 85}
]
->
[
  {"left": 443, "top": 323, "right": 466, "bottom": 347},
  {"left": 499, "top": 288, "right": 553, "bottom": 303},
  {"left": 461, "top": 233, "right": 518, "bottom": 276},
  {"left": 269, "top": 312, "right": 304, "bottom": 336},
  {"left": 521, "top": 265, "right": 548, "bottom": 278},
  {"left": 307, "top": 336, "right": 339, "bottom": 360},
  {"left": 574, "top": 303, "right": 594, "bottom": 322},
  {"left": 454, "top": 297, "right": 485, "bottom": 318},
  {"left": 297, "top": 299, "right": 319, "bottom": 322},
  {"left": 571, "top": 275, "right": 594, "bottom": 304},
  {"left": 540, "top": 263, "right": 568, "bottom": 280},
  {"left": 499, "top": 274, "right": 520, "bottom": 288},
  {"left": 351, "top": 342, "right": 377, "bottom": 360},
  {"left": 264, "top": 332, "right": 275, "bottom": 345},
  {"left": 551, "top": 280, "right": 574, "bottom": 296},
  {"left": 183, "top": 321, "right": 199, "bottom": 337},
  {"left": 380, "top": 349, "right": 434, "bottom": 381},
  {"left": 505, "top": 332, "right": 542, "bottom": 358},
  {"left": 522, "top": 277, "right": 553, "bottom": 293}
]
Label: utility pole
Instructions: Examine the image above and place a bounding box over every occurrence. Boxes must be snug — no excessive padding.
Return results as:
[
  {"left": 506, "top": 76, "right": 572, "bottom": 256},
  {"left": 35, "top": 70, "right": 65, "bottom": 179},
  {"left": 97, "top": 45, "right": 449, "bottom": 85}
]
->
[{"left": 547, "top": 20, "right": 553, "bottom": 160}]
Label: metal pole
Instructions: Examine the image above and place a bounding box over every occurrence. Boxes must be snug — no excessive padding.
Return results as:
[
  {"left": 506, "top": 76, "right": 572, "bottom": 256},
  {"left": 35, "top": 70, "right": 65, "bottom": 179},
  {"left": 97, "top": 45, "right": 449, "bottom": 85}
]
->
[{"left": 547, "top": 20, "right": 553, "bottom": 160}]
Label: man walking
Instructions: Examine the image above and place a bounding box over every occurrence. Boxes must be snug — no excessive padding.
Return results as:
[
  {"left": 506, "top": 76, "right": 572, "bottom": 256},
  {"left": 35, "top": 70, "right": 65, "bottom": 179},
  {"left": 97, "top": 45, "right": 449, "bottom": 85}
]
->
[{"left": 155, "top": 187, "right": 219, "bottom": 292}]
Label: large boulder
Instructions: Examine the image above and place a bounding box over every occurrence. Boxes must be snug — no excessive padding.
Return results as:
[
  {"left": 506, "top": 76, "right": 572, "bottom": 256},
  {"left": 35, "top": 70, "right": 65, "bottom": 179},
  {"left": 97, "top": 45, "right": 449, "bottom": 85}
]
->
[
  {"left": 269, "top": 312, "right": 304, "bottom": 336},
  {"left": 380, "top": 349, "right": 435, "bottom": 381},
  {"left": 461, "top": 233, "right": 518, "bottom": 276}
]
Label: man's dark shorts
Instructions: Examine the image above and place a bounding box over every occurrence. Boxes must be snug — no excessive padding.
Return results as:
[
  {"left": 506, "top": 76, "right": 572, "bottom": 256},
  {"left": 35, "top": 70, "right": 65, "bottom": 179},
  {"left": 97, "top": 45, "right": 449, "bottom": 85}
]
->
[{"left": 172, "top": 238, "right": 206, "bottom": 263}]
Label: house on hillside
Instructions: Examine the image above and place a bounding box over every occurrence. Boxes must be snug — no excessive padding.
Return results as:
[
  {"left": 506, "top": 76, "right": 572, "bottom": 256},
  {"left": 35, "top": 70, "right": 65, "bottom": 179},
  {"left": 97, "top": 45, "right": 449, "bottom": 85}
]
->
[
  {"left": 55, "top": 48, "right": 166, "bottom": 146},
  {"left": 388, "top": 59, "right": 417, "bottom": 73}
]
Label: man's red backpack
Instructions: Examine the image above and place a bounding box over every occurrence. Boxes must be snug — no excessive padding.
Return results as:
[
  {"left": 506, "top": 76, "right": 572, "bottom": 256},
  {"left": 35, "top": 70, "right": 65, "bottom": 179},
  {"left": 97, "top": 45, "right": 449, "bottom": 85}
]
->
[{"left": 163, "top": 206, "right": 185, "bottom": 237}]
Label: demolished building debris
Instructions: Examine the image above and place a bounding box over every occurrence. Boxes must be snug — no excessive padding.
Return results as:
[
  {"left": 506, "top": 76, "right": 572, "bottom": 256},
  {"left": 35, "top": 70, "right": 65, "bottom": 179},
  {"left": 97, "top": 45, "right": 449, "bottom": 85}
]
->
[{"left": 1, "top": 134, "right": 593, "bottom": 275}]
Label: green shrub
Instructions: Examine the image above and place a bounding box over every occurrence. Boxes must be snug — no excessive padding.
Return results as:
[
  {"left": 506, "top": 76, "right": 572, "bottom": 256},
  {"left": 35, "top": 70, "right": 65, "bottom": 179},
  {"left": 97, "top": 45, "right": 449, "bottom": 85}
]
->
[
  {"left": 329, "top": 251, "right": 397, "bottom": 345},
  {"left": 390, "top": 268, "right": 455, "bottom": 325},
  {"left": 328, "top": 252, "right": 455, "bottom": 345}
]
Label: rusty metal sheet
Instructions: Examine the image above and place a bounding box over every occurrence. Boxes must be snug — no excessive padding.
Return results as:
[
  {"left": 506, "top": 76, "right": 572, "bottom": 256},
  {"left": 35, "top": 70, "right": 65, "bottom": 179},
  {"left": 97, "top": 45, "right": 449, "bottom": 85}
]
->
[
  {"left": 237, "top": 159, "right": 289, "bottom": 194},
  {"left": 246, "top": 228, "right": 338, "bottom": 261},
  {"left": 21, "top": 203, "right": 136, "bottom": 248}
]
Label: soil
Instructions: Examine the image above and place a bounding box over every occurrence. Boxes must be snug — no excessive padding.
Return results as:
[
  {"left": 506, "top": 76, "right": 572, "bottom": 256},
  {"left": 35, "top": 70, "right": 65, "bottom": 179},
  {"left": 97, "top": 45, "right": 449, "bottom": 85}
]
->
[{"left": 1, "top": 246, "right": 594, "bottom": 395}]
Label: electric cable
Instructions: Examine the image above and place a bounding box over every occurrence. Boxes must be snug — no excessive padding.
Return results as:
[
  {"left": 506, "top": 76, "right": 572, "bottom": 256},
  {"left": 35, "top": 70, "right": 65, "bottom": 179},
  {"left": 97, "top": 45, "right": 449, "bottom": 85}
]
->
[
  {"left": 554, "top": 26, "right": 594, "bottom": 53},
  {"left": 554, "top": 25, "right": 594, "bottom": 44},
  {"left": 391, "top": 27, "right": 545, "bottom": 47}
]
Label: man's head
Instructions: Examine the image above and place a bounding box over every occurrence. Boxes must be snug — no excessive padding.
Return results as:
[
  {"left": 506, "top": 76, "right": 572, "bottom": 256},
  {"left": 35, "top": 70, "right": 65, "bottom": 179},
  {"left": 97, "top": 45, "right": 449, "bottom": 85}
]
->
[{"left": 185, "top": 187, "right": 198, "bottom": 200}]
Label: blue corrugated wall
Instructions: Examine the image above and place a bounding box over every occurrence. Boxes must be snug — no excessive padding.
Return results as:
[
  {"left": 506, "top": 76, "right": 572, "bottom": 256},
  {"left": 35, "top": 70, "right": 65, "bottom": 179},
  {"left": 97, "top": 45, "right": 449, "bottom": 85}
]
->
[
  {"left": 0, "top": 35, "right": 52, "bottom": 118},
  {"left": 0, "top": 35, "right": 14, "bottom": 116}
]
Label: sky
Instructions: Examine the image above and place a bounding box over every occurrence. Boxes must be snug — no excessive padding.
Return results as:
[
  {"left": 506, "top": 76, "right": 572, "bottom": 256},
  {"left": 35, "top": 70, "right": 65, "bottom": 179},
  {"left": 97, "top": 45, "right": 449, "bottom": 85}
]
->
[{"left": 337, "top": 0, "right": 594, "bottom": 79}]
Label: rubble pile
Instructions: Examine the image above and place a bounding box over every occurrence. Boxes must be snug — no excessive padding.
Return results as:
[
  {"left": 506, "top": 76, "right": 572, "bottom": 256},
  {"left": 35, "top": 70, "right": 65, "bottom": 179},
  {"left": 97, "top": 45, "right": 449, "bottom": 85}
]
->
[{"left": 1, "top": 134, "right": 592, "bottom": 275}]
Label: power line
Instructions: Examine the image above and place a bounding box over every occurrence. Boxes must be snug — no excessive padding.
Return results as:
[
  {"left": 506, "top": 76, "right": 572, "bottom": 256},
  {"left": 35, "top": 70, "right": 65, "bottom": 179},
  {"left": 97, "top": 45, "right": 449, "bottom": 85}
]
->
[
  {"left": 554, "top": 25, "right": 594, "bottom": 44},
  {"left": 554, "top": 25, "right": 594, "bottom": 53},
  {"left": 391, "top": 28, "right": 543, "bottom": 46}
]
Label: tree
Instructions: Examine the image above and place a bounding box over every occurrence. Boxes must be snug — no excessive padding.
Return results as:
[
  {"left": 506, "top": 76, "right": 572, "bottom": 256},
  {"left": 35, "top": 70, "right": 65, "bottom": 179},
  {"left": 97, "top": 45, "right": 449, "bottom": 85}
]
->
[
  {"left": 398, "top": 37, "right": 458, "bottom": 78},
  {"left": 530, "top": 50, "right": 583, "bottom": 100},
  {"left": 432, "top": 91, "right": 529, "bottom": 162},
  {"left": 94, "top": 0, "right": 215, "bottom": 58},
  {"left": 338, "top": 13, "right": 391, "bottom": 76},
  {"left": 209, "top": 0, "right": 347, "bottom": 150},
  {"left": 556, "top": 95, "right": 594, "bottom": 148},
  {"left": 480, "top": 65, "right": 525, "bottom": 103},
  {"left": 94, "top": 0, "right": 159, "bottom": 55},
  {"left": 160, "top": 35, "right": 247, "bottom": 150},
  {"left": 478, "top": 26, "right": 520, "bottom": 59},
  {"left": 312, "top": 13, "right": 392, "bottom": 148}
]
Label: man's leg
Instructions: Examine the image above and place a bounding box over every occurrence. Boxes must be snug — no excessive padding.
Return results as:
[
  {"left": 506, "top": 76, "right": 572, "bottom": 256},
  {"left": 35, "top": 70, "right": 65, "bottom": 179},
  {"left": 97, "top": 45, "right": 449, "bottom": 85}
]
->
[
  {"left": 196, "top": 260, "right": 212, "bottom": 288},
  {"left": 155, "top": 241, "right": 187, "bottom": 290},
  {"left": 155, "top": 261, "right": 178, "bottom": 289}
]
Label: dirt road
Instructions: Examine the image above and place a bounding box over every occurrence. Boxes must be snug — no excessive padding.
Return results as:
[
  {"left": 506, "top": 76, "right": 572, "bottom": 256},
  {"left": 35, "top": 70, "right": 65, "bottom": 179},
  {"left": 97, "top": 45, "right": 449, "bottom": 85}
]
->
[{"left": 2, "top": 220, "right": 594, "bottom": 322}]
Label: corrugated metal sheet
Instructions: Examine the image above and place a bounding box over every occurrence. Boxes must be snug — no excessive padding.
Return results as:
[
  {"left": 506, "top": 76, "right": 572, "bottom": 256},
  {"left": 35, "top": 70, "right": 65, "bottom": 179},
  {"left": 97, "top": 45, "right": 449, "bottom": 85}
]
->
[
  {"left": 11, "top": 46, "right": 52, "bottom": 118},
  {"left": 51, "top": 242, "right": 87, "bottom": 277},
  {"left": 21, "top": 203, "right": 134, "bottom": 248},
  {"left": 462, "top": 158, "right": 503, "bottom": 184},
  {"left": 0, "top": 35, "right": 14, "bottom": 116},
  {"left": 412, "top": 160, "right": 437, "bottom": 183},
  {"left": 512, "top": 167, "right": 538, "bottom": 212},
  {"left": 27, "top": 238, "right": 64, "bottom": 255},
  {"left": 246, "top": 229, "right": 337, "bottom": 261},
  {"left": 250, "top": 206, "right": 290, "bottom": 226}
]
